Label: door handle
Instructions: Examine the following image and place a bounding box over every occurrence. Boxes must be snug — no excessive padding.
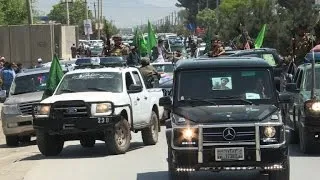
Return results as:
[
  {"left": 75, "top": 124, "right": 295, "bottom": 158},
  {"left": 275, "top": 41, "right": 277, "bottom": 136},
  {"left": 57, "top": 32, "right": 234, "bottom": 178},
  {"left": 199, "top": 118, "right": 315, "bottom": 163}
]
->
[
  {"left": 144, "top": 96, "right": 147, "bottom": 100},
  {"left": 137, "top": 97, "right": 140, "bottom": 101}
]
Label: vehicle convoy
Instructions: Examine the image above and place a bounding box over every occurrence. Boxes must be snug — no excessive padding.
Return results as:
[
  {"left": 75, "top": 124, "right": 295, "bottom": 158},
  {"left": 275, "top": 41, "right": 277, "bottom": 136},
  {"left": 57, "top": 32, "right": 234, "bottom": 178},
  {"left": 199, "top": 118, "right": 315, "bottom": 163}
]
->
[
  {"left": 1, "top": 67, "right": 68, "bottom": 146},
  {"left": 33, "top": 57, "right": 164, "bottom": 156},
  {"left": 286, "top": 52, "right": 320, "bottom": 153},
  {"left": 159, "top": 57, "right": 292, "bottom": 180}
]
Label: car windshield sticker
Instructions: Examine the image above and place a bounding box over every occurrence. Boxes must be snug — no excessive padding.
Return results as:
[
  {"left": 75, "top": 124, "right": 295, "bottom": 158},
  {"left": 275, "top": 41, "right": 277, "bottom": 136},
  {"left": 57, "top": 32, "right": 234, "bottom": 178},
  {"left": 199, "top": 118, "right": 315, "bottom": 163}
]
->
[
  {"left": 212, "top": 77, "right": 232, "bottom": 90},
  {"left": 71, "top": 72, "right": 116, "bottom": 79},
  {"left": 241, "top": 71, "right": 256, "bottom": 77},
  {"left": 245, "top": 93, "right": 261, "bottom": 99}
]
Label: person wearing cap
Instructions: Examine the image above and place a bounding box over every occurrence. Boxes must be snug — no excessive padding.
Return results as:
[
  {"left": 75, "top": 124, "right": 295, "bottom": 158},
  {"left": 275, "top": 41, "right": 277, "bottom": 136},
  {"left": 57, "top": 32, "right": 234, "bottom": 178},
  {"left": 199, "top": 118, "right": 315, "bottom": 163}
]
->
[
  {"left": 35, "top": 58, "right": 44, "bottom": 68},
  {"left": 151, "top": 39, "right": 169, "bottom": 62},
  {"left": 127, "top": 46, "right": 140, "bottom": 66},
  {"left": 139, "top": 57, "right": 159, "bottom": 88},
  {"left": 109, "top": 35, "right": 129, "bottom": 57}
]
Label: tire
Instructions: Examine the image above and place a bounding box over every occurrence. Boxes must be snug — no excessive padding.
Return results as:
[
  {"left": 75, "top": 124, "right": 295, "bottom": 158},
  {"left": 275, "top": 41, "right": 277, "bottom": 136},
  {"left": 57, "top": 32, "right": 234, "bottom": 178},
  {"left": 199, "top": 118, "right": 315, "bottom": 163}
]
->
[
  {"left": 20, "top": 135, "right": 31, "bottom": 143},
  {"left": 141, "top": 111, "right": 159, "bottom": 146},
  {"left": 80, "top": 136, "right": 96, "bottom": 148},
  {"left": 36, "top": 130, "right": 64, "bottom": 156},
  {"left": 5, "top": 135, "right": 19, "bottom": 146},
  {"left": 268, "top": 157, "right": 290, "bottom": 180},
  {"left": 299, "top": 127, "right": 314, "bottom": 154},
  {"left": 168, "top": 147, "right": 190, "bottom": 180},
  {"left": 105, "top": 117, "right": 131, "bottom": 155}
]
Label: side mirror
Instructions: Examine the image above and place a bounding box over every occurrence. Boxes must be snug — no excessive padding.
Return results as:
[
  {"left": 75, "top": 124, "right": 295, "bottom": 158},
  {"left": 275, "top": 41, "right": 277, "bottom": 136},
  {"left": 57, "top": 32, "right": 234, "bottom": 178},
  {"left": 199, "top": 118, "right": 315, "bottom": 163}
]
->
[
  {"left": 159, "top": 96, "right": 172, "bottom": 109},
  {"left": 279, "top": 93, "right": 293, "bottom": 103},
  {"left": 285, "top": 83, "right": 299, "bottom": 93},
  {"left": 128, "top": 84, "right": 142, "bottom": 93},
  {"left": 0, "top": 90, "right": 7, "bottom": 103}
]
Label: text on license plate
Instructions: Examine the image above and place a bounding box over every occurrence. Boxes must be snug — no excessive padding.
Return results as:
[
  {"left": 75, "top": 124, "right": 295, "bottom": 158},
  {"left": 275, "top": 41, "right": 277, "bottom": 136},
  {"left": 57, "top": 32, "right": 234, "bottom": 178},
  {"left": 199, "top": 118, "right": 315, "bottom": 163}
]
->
[{"left": 215, "top": 147, "right": 245, "bottom": 161}]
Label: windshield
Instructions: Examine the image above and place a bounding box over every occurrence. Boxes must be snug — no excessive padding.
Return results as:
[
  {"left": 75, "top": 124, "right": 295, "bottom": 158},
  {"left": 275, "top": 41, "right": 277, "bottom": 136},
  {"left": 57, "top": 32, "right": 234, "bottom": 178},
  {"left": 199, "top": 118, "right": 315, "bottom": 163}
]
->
[
  {"left": 305, "top": 68, "right": 320, "bottom": 90},
  {"left": 10, "top": 73, "right": 49, "bottom": 95},
  {"left": 55, "top": 72, "right": 123, "bottom": 95},
  {"left": 170, "top": 46, "right": 186, "bottom": 54},
  {"left": 153, "top": 64, "right": 174, "bottom": 74},
  {"left": 176, "top": 69, "right": 275, "bottom": 105}
]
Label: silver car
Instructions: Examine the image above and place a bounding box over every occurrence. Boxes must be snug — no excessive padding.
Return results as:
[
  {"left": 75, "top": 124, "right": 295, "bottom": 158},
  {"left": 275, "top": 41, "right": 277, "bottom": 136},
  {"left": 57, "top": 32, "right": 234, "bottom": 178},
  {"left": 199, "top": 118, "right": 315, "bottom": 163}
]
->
[{"left": 1, "top": 67, "right": 66, "bottom": 146}]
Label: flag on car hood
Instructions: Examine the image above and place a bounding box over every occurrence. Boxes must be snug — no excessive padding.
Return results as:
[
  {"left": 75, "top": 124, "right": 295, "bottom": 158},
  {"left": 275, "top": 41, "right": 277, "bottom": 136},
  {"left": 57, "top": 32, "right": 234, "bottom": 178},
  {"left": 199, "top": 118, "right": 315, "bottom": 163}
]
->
[{"left": 42, "top": 55, "right": 64, "bottom": 100}]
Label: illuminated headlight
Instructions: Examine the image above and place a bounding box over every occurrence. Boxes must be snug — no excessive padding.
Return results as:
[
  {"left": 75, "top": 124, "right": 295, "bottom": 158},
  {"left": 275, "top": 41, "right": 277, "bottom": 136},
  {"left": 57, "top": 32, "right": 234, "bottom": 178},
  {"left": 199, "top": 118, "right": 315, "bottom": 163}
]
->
[
  {"left": 34, "top": 105, "right": 51, "bottom": 117},
  {"left": 311, "top": 102, "right": 320, "bottom": 111},
  {"left": 173, "top": 128, "right": 198, "bottom": 147},
  {"left": 2, "top": 104, "right": 20, "bottom": 115},
  {"left": 263, "top": 126, "right": 276, "bottom": 138},
  {"left": 182, "top": 128, "right": 196, "bottom": 140},
  {"left": 91, "top": 103, "right": 112, "bottom": 116}
]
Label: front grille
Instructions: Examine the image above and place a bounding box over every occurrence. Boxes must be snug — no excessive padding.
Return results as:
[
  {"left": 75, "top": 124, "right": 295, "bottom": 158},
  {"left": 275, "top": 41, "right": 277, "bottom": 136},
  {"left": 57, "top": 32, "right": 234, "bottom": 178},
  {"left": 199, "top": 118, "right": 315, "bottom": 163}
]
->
[
  {"left": 52, "top": 101, "right": 89, "bottom": 118},
  {"left": 19, "top": 101, "right": 40, "bottom": 115},
  {"left": 203, "top": 126, "right": 255, "bottom": 143}
]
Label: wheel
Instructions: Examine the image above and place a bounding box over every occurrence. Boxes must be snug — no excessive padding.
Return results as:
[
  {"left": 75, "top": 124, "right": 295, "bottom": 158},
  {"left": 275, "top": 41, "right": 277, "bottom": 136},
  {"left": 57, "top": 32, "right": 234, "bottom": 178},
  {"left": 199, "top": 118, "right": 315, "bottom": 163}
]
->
[
  {"left": 5, "top": 135, "right": 19, "bottom": 146},
  {"left": 141, "top": 111, "right": 159, "bottom": 145},
  {"left": 168, "top": 147, "right": 190, "bottom": 180},
  {"left": 36, "top": 130, "right": 64, "bottom": 156},
  {"left": 268, "top": 157, "right": 290, "bottom": 180},
  {"left": 105, "top": 117, "right": 131, "bottom": 155},
  {"left": 80, "top": 136, "right": 96, "bottom": 148},
  {"left": 299, "top": 126, "right": 314, "bottom": 154},
  {"left": 20, "top": 135, "right": 31, "bottom": 143}
]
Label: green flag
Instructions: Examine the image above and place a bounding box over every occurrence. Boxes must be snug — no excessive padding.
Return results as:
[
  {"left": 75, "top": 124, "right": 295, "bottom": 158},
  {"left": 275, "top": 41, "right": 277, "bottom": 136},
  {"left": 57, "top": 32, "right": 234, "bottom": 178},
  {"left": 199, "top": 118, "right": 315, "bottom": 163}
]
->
[
  {"left": 132, "top": 28, "right": 139, "bottom": 47},
  {"left": 147, "top": 20, "right": 157, "bottom": 55},
  {"left": 42, "top": 55, "right": 64, "bottom": 100},
  {"left": 254, "top": 24, "right": 267, "bottom": 49},
  {"left": 138, "top": 31, "right": 148, "bottom": 56}
]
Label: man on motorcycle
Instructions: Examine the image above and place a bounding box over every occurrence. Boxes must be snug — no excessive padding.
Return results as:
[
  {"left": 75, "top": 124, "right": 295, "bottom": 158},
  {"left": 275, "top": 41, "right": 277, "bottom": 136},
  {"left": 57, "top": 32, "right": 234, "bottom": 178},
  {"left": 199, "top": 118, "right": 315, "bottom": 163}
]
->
[{"left": 139, "top": 57, "right": 160, "bottom": 88}]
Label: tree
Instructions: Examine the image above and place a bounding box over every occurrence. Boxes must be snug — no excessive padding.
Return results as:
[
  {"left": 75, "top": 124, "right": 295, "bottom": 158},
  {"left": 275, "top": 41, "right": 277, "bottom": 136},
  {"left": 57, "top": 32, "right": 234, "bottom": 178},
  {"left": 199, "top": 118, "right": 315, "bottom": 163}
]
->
[
  {"left": 196, "top": 8, "right": 216, "bottom": 28},
  {"left": 0, "top": 0, "right": 28, "bottom": 25},
  {"left": 48, "top": 0, "right": 93, "bottom": 25},
  {"left": 103, "top": 18, "right": 119, "bottom": 36}
]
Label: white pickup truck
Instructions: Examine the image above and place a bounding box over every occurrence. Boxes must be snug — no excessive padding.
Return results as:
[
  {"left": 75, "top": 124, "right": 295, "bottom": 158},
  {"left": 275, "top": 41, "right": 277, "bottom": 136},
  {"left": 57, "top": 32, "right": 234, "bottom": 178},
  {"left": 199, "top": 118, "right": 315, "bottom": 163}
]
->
[{"left": 33, "top": 59, "right": 164, "bottom": 156}]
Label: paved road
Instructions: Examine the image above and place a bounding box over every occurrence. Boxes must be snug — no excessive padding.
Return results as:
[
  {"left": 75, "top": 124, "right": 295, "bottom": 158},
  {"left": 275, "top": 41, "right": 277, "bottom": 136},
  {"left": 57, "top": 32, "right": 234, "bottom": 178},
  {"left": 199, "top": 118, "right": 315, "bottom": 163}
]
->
[{"left": 1, "top": 124, "right": 320, "bottom": 180}]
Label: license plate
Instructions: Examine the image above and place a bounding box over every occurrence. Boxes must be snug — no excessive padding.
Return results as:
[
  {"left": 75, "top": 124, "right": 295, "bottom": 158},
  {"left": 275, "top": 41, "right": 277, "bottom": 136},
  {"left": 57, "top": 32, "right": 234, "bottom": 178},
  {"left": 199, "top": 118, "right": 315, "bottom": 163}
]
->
[
  {"left": 97, "top": 117, "right": 109, "bottom": 124},
  {"left": 215, "top": 147, "right": 245, "bottom": 161}
]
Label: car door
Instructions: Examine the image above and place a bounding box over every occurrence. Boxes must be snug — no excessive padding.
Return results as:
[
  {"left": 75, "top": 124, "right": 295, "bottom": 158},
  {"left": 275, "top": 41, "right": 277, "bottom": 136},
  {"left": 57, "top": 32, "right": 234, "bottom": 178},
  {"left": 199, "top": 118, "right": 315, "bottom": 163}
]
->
[
  {"left": 125, "top": 72, "right": 144, "bottom": 125},
  {"left": 131, "top": 71, "right": 151, "bottom": 123}
]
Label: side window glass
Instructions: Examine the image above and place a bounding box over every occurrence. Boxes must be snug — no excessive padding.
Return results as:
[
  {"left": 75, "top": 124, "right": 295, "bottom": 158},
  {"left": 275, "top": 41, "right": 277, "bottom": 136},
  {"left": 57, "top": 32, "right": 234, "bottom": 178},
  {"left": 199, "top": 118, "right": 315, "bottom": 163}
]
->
[
  {"left": 132, "top": 71, "right": 142, "bottom": 86},
  {"left": 125, "top": 72, "right": 134, "bottom": 90},
  {"left": 296, "top": 70, "right": 303, "bottom": 88},
  {"left": 262, "top": 54, "right": 277, "bottom": 66}
]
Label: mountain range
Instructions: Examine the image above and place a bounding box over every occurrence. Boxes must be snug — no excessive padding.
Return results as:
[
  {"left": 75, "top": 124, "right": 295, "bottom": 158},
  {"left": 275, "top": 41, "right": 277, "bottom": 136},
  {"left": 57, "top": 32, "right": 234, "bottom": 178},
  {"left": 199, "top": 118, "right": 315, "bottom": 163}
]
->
[{"left": 37, "top": 0, "right": 179, "bottom": 28}]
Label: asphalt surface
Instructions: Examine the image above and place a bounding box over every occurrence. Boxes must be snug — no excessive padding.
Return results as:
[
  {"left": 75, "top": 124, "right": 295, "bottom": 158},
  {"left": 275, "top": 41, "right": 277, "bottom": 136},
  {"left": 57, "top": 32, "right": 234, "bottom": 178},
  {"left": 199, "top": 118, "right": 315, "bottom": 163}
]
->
[{"left": 0, "top": 112, "right": 320, "bottom": 180}]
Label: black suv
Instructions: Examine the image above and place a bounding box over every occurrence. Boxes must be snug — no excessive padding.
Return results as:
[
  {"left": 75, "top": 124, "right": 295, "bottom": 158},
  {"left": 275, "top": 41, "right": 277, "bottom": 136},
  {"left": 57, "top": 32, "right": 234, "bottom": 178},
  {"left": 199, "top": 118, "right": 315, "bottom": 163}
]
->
[{"left": 160, "top": 57, "right": 291, "bottom": 180}]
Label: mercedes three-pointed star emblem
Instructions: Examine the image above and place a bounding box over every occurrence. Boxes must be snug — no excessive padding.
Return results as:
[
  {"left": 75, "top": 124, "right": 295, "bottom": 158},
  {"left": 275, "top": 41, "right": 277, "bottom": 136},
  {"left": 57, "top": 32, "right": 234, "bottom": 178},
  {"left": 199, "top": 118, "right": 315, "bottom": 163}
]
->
[{"left": 222, "top": 127, "right": 236, "bottom": 141}]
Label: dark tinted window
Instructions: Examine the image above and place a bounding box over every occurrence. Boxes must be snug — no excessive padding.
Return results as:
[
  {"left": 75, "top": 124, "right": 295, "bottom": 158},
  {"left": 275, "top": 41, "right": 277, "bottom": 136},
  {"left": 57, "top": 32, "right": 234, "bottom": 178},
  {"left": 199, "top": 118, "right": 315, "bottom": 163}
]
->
[{"left": 10, "top": 73, "right": 49, "bottom": 95}]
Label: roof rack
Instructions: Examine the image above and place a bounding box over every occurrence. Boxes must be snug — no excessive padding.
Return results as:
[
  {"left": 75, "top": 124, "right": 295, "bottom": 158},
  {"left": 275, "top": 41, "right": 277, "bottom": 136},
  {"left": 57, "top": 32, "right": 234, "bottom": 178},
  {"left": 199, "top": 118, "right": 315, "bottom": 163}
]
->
[{"left": 75, "top": 57, "right": 127, "bottom": 69}]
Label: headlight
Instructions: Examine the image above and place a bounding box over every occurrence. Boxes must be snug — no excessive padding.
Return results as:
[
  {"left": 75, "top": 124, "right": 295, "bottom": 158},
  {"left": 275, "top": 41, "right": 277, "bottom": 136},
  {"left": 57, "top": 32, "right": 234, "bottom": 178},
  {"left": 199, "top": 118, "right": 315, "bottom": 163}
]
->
[
  {"left": 34, "top": 105, "right": 51, "bottom": 116},
  {"left": 173, "top": 127, "right": 199, "bottom": 147},
  {"left": 182, "top": 128, "right": 196, "bottom": 140},
  {"left": 91, "top": 103, "right": 112, "bottom": 116},
  {"left": 2, "top": 104, "right": 20, "bottom": 115},
  {"left": 312, "top": 102, "right": 320, "bottom": 111},
  {"left": 263, "top": 126, "right": 276, "bottom": 138}
]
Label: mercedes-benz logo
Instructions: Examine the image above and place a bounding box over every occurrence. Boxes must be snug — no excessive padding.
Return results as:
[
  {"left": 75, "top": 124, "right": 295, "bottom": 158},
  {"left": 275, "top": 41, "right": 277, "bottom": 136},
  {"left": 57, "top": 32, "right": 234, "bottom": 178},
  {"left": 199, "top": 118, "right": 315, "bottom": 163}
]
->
[
  {"left": 66, "top": 107, "right": 77, "bottom": 114},
  {"left": 222, "top": 127, "right": 236, "bottom": 141}
]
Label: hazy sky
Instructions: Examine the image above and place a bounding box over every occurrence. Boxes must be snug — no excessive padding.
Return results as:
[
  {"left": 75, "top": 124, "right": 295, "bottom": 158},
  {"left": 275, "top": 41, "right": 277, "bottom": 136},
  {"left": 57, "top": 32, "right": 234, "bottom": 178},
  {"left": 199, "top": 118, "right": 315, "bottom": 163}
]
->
[{"left": 36, "top": 0, "right": 179, "bottom": 28}]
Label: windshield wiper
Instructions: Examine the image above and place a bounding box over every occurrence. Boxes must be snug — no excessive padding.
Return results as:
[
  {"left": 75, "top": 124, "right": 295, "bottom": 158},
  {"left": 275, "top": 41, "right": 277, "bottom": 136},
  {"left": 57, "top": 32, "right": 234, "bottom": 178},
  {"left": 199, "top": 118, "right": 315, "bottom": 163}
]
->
[
  {"left": 11, "top": 90, "right": 35, "bottom": 95},
  {"left": 213, "top": 96, "right": 253, "bottom": 105},
  {"left": 179, "top": 98, "right": 217, "bottom": 106},
  {"left": 87, "top": 87, "right": 107, "bottom": 92}
]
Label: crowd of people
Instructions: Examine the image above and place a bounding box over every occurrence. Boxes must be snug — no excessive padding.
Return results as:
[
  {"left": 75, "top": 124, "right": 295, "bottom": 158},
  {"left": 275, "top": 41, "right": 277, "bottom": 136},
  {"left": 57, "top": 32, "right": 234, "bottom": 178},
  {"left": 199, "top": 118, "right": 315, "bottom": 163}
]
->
[{"left": 0, "top": 56, "right": 23, "bottom": 95}]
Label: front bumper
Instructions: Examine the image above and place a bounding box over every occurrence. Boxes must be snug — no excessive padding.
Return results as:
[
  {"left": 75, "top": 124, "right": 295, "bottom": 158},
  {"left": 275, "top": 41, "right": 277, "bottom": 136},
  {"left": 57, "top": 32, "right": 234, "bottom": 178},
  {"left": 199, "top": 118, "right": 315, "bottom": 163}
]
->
[
  {"left": 2, "top": 114, "right": 34, "bottom": 136},
  {"left": 167, "top": 123, "right": 288, "bottom": 171},
  {"left": 33, "top": 115, "right": 121, "bottom": 135}
]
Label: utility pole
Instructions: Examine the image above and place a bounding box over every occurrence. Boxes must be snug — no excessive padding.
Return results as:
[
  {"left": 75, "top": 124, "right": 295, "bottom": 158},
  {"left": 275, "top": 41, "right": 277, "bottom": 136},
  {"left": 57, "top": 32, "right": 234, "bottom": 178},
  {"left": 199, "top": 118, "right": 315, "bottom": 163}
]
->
[
  {"left": 97, "top": 0, "right": 101, "bottom": 38},
  {"left": 66, "top": 0, "right": 70, "bottom": 25},
  {"left": 26, "top": 0, "right": 33, "bottom": 24},
  {"left": 100, "top": 0, "right": 103, "bottom": 36},
  {"left": 94, "top": 1, "right": 96, "bottom": 20},
  {"left": 85, "top": 0, "right": 90, "bottom": 40}
]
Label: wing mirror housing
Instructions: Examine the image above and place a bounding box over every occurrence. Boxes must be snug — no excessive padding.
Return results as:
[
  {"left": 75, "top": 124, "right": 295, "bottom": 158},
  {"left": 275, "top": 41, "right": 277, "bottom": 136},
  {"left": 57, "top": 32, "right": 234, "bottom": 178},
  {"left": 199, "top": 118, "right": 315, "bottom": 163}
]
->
[
  {"left": 159, "top": 96, "right": 172, "bottom": 109},
  {"left": 128, "top": 84, "right": 142, "bottom": 93},
  {"left": 279, "top": 93, "right": 293, "bottom": 103}
]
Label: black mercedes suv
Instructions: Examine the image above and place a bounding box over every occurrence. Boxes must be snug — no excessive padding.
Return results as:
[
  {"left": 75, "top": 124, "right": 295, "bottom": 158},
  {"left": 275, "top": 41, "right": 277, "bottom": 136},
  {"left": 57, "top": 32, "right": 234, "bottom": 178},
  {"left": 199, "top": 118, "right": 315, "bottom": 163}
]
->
[{"left": 159, "top": 57, "right": 292, "bottom": 180}]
